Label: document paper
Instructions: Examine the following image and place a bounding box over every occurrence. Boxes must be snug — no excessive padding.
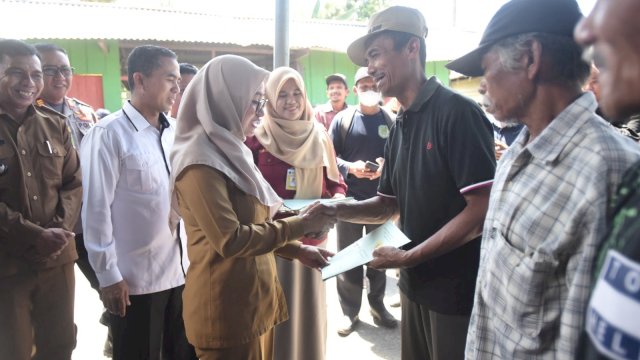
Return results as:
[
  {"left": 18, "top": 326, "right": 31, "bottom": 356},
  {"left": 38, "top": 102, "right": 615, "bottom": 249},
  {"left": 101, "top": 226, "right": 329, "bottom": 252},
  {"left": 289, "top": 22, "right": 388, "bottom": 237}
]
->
[
  {"left": 281, "top": 197, "right": 354, "bottom": 211},
  {"left": 321, "top": 220, "right": 411, "bottom": 281}
]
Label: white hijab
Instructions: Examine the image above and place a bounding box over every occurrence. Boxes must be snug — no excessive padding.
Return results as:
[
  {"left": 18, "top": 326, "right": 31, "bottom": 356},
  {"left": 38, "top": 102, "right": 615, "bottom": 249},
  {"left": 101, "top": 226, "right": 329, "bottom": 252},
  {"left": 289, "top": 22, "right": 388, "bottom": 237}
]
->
[{"left": 169, "top": 55, "right": 281, "bottom": 229}]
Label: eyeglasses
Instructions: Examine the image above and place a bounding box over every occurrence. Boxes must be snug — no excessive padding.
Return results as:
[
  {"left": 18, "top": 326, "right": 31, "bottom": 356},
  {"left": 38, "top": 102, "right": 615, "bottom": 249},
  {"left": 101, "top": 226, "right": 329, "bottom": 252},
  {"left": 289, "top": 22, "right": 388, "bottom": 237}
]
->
[
  {"left": 252, "top": 98, "right": 268, "bottom": 113},
  {"left": 42, "top": 66, "right": 74, "bottom": 78}
]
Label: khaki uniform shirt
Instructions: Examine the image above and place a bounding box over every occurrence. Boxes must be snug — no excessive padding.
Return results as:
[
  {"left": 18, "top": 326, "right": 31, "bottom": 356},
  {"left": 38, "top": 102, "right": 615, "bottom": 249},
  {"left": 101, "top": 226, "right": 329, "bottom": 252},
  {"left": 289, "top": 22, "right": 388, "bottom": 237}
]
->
[
  {"left": 175, "top": 165, "right": 304, "bottom": 348},
  {"left": 0, "top": 105, "right": 82, "bottom": 277},
  {"left": 36, "top": 97, "right": 96, "bottom": 234}
]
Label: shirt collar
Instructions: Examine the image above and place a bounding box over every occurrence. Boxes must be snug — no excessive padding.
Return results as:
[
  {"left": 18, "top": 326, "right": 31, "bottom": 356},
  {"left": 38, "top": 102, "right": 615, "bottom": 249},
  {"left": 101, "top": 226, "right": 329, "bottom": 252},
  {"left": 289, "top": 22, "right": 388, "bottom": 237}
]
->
[
  {"left": 517, "top": 92, "right": 599, "bottom": 163},
  {"left": 0, "top": 104, "right": 37, "bottom": 124},
  {"left": 320, "top": 101, "right": 346, "bottom": 113},
  {"left": 396, "top": 77, "right": 441, "bottom": 121},
  {"left": 407, "top": 76, "right": 441, "bottom": 113},
  {"left": 123, "top": 101, "right": 153, "bottom": 132}
]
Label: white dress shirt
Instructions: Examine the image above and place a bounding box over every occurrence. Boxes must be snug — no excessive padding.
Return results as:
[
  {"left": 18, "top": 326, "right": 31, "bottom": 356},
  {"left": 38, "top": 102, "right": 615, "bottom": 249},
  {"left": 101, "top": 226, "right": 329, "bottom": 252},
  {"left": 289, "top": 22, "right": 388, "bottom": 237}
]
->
[{"left": 80, "top": 101, "right": 184, "bottom": 295}]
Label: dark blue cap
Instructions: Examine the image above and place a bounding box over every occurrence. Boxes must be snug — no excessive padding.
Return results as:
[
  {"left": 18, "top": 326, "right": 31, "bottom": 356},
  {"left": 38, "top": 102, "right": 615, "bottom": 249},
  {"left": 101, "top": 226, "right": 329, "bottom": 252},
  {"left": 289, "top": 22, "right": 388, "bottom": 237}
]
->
[{"left": 446, "top": 0, "right": 583, "bottom": 77}]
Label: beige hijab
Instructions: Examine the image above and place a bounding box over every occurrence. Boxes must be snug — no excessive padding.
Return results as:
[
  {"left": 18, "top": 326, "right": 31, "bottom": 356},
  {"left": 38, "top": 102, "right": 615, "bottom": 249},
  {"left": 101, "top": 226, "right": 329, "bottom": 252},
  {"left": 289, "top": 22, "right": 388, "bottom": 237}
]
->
[
  {"left": 253, "top": 67, "right": 341, "bottom": 199},
  {"left": 169, "top": 55, "right": 281, "bottom": 229}
]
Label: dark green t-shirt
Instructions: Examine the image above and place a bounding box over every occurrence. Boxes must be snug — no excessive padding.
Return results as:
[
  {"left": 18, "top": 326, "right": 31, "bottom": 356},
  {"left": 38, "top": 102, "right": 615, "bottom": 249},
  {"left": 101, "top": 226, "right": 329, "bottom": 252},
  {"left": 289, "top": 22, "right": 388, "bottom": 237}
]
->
[{"left": 579, "top": 160, "right": 640, "bottom": 359}]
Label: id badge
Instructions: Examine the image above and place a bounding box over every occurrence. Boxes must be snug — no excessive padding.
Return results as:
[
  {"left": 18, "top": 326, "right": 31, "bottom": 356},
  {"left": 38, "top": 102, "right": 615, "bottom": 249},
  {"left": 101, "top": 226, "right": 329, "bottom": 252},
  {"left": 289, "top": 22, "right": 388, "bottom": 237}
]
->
[{"left": 285, "top": 168, "right": 297, "bottom": 191}]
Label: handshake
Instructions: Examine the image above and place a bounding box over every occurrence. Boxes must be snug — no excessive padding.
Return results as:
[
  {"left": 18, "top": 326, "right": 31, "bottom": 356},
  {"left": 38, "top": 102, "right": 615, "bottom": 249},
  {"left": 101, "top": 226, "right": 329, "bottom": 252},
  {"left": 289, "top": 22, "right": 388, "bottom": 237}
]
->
[{"left": 297, "top": 202, "right": 339, "bottom": 239}]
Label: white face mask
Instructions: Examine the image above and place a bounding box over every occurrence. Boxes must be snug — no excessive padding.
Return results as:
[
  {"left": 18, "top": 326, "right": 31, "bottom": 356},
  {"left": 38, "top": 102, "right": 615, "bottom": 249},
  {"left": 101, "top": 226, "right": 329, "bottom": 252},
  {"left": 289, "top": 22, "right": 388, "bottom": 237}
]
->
[{"left": 358, "top": 90, "right": 381, "bottom": 107}]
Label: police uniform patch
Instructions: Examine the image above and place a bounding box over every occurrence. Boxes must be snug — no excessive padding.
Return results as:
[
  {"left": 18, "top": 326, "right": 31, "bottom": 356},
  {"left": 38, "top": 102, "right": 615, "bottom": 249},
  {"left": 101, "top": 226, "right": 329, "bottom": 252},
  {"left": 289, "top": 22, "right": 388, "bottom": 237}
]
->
[{"left": 77, "top": 120, "right": 93, "bottom": 135}]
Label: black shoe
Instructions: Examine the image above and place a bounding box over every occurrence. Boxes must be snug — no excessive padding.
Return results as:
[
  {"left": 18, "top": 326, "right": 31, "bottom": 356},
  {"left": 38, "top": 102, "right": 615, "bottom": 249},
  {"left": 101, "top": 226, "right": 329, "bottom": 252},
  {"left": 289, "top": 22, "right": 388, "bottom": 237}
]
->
[
  {"left": 337, "top": 315, "right": 360, "bottom": 337},
  {"left": 370, "top": 306, "right": 397, "bottom": 328}
]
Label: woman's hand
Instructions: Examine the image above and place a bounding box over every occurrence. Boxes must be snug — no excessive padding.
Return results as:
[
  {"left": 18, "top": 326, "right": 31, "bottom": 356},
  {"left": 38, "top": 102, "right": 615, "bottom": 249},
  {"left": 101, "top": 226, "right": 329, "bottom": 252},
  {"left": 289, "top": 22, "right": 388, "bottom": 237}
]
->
[
  {"left": 296, "top": 245, "right": 334, "bottom": 270},
  {"left": 299, "top": 202, "right": 337, "bottom": 237}
]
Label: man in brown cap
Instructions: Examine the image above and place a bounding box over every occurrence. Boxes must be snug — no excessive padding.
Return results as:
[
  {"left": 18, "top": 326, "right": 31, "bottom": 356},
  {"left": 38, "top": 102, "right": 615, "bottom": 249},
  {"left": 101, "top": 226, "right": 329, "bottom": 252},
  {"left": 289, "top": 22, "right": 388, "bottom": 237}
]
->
[
  {"left": 309, "top": 6, "right": 496, "bottom": 360},
  {"left": 447, "top": 0, "right": 640, "bottom": 358},
  {"left": 575, "top": 0, "right": 640, "bottom": 358}
]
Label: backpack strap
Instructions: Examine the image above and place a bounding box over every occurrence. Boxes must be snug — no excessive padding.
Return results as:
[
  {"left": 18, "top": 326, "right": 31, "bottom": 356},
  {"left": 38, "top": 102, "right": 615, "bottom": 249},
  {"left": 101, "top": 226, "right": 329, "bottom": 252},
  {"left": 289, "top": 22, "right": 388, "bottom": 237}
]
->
[
  {"left": 339, "top": 106, "right": 358, "bottom": 143},
  {"left": 380, "top": 107, "right": 395, "bottom": 130}
]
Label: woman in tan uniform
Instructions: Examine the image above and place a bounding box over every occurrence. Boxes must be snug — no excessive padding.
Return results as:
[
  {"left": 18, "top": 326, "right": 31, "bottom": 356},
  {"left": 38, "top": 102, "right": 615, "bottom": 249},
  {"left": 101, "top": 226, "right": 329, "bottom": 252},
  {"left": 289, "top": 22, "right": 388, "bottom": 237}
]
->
[{"left": 169, "top": 55, "right": 335, "bottom": 360}]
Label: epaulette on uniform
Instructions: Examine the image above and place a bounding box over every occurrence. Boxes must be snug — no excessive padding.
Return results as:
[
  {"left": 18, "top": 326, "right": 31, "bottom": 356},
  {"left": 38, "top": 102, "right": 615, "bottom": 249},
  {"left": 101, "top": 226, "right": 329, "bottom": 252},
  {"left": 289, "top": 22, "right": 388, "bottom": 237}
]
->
[
  {"left": 68, "top": 97, "right": 98, "bottom": 123},
  {"left": 33, "top": 102, "right": 65, "bottom": 121},
  {"left": 70, "top": 97, "right": 91, "bottom": 108}
]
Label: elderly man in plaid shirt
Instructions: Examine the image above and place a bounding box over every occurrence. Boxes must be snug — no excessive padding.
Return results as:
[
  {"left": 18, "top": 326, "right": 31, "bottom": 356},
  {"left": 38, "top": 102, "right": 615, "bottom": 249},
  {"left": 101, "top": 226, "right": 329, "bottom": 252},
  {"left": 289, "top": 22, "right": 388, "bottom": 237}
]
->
[{"left": 446, "top": 0, "right": 640, "bottom": 358}]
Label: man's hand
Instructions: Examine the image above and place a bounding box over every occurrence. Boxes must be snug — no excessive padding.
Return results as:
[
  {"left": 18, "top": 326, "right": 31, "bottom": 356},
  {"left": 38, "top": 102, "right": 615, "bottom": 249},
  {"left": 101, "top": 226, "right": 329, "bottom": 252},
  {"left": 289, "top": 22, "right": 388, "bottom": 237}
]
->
[
  {"left": 348, "top": 160, "right": 378, "bottom": 180},
  {"left": 296, "top": 245, "right": 334, "bottom": 270},
  {"left": 32, "top": 228, "right": 74, "bottom": 260},
  {"left": 372, "top": 157, "right": 385, "bottom": 180},
  {"left": 368, "top": 246, "right": 410, "bottom": 269},
  {"left": 299, "top": 202, "right": 338, "bottom": 238},
  {"left": 101, "top": 280, "right": 131, "bottom": 317}
]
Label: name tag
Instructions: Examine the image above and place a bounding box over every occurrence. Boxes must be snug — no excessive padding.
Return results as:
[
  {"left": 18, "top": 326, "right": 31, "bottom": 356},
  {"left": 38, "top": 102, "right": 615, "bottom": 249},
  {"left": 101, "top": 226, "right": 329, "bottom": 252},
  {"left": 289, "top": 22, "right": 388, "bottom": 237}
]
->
[
  {"left": 587, "top": 250, "right": 640, "bottom": 360},
  {"left": 285, "top": 168, "right": 297, "bottom": 191}
]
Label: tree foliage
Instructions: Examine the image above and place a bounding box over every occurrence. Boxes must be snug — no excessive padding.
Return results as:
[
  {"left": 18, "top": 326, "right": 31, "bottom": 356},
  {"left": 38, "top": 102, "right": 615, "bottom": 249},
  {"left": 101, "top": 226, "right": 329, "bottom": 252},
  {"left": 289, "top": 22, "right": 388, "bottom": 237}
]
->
[{"left": 312, "top": 0, "right": 391, "bottom": 21}]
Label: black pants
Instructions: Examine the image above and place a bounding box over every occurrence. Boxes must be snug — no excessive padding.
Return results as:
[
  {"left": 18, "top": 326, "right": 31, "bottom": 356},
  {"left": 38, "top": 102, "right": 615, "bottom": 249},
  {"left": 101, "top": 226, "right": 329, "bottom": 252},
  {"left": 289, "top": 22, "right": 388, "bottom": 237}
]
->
[
  {"left": 336, "top": 221, "right": 387, "bottom": 317},
  {"left": 109, "top": 285, "right": 196, "bottom": 360},
  {"left": 74, "top": 233, "right": 100, "bottom": 292}
]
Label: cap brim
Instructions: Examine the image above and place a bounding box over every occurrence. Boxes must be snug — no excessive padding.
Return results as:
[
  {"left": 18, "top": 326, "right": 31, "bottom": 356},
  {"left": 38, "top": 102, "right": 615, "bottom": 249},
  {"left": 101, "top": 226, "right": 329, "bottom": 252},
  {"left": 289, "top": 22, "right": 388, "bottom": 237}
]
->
[
  {"left": 445, "top": 44, "right": 492, "bottom": 78},
  {"left": 347, "top": 33, "right": 373, "bottom": 67}
]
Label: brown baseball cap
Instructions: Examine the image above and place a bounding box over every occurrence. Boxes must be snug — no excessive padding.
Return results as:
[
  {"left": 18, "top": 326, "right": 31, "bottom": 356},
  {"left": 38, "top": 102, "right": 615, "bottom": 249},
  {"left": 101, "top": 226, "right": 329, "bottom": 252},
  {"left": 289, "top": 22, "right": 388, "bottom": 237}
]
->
[{"left": 347, "top": 6, "right": 428, "bottom": 67}]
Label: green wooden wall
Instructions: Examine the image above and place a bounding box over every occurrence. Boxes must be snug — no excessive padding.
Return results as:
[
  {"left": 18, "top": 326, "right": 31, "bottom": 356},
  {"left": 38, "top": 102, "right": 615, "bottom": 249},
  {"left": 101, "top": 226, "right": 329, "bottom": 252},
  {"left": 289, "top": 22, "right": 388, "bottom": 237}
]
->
[
  {"left": 298, "top": 50, "right": 450, "bottom": 107},
  {"left": 27, "top": 39, "right": 122, "bottom": 112},
  {"left": 298, "top": 50, "right": 359, "bottom": 106}
]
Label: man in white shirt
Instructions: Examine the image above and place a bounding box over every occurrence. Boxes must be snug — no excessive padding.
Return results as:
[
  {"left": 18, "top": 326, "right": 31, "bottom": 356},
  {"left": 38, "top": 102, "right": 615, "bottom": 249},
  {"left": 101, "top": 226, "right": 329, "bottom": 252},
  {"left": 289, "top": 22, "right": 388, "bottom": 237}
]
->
[{"left": 80, "top": 45, "right": 195, "bottom": 360}]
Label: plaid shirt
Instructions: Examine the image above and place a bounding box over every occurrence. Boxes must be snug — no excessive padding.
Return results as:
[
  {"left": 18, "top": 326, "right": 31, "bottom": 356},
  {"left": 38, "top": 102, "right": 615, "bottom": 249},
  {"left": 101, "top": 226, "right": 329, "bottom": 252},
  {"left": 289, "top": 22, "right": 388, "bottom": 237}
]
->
[{"left": 466, "top": 93, "right": 640, "bottom": 359}]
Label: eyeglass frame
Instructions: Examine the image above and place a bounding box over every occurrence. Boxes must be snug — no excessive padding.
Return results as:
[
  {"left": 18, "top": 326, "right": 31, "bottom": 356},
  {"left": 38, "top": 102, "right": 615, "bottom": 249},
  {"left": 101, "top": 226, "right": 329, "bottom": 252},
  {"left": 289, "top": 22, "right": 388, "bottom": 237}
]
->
[
  {"left": 42, "top": 65, "right": 75, "bottom": 78},
  {"left": 251, "top": 98, "right": 268, "bottom": 114}
]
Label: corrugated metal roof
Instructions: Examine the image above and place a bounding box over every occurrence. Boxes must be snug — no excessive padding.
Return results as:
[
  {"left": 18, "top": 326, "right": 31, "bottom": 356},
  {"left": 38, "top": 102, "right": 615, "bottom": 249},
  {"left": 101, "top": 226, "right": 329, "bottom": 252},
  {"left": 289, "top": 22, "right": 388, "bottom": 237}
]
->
[{"left": 0, "top": 0, "right": 481, "bottom": 60}]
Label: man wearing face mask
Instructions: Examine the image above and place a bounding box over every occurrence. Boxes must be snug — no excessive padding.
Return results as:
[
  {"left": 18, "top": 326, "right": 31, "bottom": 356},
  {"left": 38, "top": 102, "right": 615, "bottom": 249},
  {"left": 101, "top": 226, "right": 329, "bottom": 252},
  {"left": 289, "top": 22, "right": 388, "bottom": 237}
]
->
[{"left": 328, "top": 67, "right": 397, "bottom": 336}]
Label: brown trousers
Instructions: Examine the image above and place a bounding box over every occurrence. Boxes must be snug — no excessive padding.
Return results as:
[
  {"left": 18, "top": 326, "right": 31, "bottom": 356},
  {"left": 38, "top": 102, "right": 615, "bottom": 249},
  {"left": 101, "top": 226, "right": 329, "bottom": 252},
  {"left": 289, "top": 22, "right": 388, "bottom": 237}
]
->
[
  {"left": 195, "top": 328, "right": 274, "bottom": 360},
  {"left": 0, "top": 262, "right": 75, "bottom": 360}
]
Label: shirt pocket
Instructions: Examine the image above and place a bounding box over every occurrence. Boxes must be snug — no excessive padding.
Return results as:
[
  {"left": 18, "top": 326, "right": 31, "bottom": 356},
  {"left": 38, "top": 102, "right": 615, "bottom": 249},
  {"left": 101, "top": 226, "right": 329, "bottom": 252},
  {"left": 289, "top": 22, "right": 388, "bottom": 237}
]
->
[
  {"left": 480, "top": 230, "right": 560, "bottom": 339},
  {"left": 36, "top": 140, "right": 66, "bottom": 181},
  {"left": 123, "top": 154, "right": 154, "bottom": 193}
]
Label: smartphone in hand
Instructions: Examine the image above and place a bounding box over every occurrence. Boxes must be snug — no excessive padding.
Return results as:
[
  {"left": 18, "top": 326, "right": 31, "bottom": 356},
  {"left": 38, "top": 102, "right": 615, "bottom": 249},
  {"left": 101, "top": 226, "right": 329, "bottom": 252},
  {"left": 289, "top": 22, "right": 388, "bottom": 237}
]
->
[{"left": 365, "top": 161, "right": 380, "bottom": 172}]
